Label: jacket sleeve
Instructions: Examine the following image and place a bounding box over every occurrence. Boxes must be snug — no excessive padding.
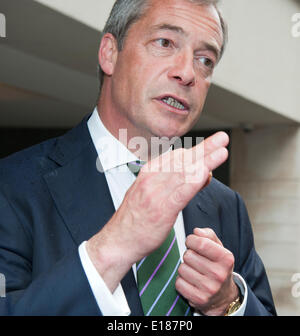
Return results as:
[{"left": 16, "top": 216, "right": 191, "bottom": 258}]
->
[
  {"left": 233, "top": 192, "right": 277, "bottom": 316},
  {"left": 0, "top": 189, "right": 101, "bottom": 316}
]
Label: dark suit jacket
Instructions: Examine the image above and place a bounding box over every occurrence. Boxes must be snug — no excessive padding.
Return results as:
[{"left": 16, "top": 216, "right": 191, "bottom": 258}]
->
[{"left": 0, "top": 115, "right": 276, "bottom": 316}]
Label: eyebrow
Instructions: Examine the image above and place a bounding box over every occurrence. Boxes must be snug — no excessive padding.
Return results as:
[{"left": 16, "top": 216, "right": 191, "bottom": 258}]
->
[
  {"left": 149, "top": 23, "right": 221, "bottom": 61},
  {"left": 150, "top": 23, "right": 186, "bottom": 36}
]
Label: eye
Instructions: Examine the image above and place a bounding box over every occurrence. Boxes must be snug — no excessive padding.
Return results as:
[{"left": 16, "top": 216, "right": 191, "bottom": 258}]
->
[
  {"left": 157, "top": 38, "right": 172, "bottom": 48},
  {"left": 200, "top": 56, "right": 214, "bottom": 69},
  {"left": 199, "top": 56, "right": 214, "bottom": 69}
]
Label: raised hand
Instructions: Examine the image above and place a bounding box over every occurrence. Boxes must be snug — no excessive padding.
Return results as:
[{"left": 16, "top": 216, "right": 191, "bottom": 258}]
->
[{"left": 86, "top": 132, "right": 230, "bottom": 293}]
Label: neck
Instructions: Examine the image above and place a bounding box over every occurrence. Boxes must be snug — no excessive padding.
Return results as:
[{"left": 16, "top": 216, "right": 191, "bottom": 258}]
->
[
  {"left": 96, "top": 95, "right": 151, "bottom": 162},
  {"left": 97, "top": 82, "right": 173, "bottom": 162}
]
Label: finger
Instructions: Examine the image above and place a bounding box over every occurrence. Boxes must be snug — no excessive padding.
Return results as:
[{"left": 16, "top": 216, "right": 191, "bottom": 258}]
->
[
  {"left": 142, "top": 132, "right": 229, "bottom": 175},
  {"left": 193, "top": 228, "right": 223, "bottom": 246},
  {"left": 183, "top": 249, "right": 223, "bottom": 279},
  {"left": 184, "top": 148, "right": 228, "bottom": 190},
  {"left": 192, "top": 132, "right": 229, "bottom": 159},
  {"left": 178, "top": 263, "right": 204, "bottom": 288},
  {"left": 204, "top": 147, "right": 229, "bottom": 172},
  {"left": 175, "top": 275, "right": 210, "bottom": 308},
  {"left": 185, "top": 234, "right": 225, "bottom": 262},
  {"left": 178, "top": 262, "right": 221, "bottom": 296},
  {"left": 178, "top": 262, "right": 215, "bottom": 290},
  {"left": 184, "top": 147, "right": 228, "bottom": 185},
  {"left": 183, "top": 134, "right": 228, "bottom": 174}
]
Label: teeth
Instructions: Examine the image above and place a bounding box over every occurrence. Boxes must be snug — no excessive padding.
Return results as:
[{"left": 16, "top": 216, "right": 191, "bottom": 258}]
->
[{"left": 162, "top": 97, "right": 185, "bottom": 110}]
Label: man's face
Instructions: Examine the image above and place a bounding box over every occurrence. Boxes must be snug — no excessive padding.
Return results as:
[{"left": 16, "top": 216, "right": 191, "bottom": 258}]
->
[{"left": 107, "top": 0, "right": 223, "bottom": 140}]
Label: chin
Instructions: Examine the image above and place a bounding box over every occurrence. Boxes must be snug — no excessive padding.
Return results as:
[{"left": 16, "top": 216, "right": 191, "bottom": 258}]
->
[{"left": 152, "top": 127, "right": 187, "bottom": 140}]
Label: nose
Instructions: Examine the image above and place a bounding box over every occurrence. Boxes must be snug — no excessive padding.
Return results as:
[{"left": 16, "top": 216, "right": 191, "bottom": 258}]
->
[{"left": 168, "top": 50, "right": 196, "bottom": 87}]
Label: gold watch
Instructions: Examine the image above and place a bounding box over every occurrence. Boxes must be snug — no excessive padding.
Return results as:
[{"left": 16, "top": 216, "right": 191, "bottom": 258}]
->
[{"left": 225, "top": 296, "right": 241, "bottom": 316}]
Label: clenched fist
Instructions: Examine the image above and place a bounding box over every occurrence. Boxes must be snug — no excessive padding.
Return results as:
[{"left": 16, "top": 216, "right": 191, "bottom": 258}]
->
[{"left": 176, "top": 228, "right": 239, "bottom": 316}]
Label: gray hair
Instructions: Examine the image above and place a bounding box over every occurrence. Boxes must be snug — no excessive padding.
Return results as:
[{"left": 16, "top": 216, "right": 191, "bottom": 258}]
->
[{"left": 97, "top": 0, "right": 227, "bottom": 94}]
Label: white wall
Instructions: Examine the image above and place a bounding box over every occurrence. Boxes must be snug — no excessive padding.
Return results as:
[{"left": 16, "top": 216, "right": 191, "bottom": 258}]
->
[
  {"left": 34, "top": 0, "right": 115, "bottom": 31},
  {"left": 216, "top": 0, "right": 300, "bottom": 122},
  {"left": 231, "top": 125, "right": 300, "bottom": 315}
]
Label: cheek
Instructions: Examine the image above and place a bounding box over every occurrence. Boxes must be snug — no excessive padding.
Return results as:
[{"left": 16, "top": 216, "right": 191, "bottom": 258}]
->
[
  {"left": 198, "top": 73, "right": 212, "bottom": 90},
  {"left": 112, "top": 57, "right": 139, "bottom": 100},
  {"left": 195, "top": 77, "right": 211, "bottom": 105},
  {"left": 117, "top": 53, "right": 148, "bottom": 91}
]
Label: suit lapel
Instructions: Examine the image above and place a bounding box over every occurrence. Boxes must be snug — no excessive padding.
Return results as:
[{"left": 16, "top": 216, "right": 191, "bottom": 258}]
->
[
  {"left": 183, "top": 186, "right": 222, "bottom": 240},
  {"left": 44, "top": 118, "right": 115, "bottom": 245},
  {"left": 44, "top": 116, "right": 143, "bottom": 315}
]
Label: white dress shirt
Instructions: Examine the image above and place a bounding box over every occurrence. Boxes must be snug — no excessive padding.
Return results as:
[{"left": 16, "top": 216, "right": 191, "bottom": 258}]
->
[{"left": 78, "top": 107, "right": 248, "bottom": 316}]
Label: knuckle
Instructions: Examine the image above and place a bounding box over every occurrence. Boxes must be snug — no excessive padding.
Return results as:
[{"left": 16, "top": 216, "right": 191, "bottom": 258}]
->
[
  {"left": 183, "top": 249, "right": 193, "bottom": 263},
  {"left": 199, "top": 293, "right": 209, "bottom": 306},
  {"left": 204, "top": 228, "right": 214, "bottom": 237},
  {"left": 205, "top": 282, "right": 219, "bottom": 296},
  {"left": 193, "top": 291, "right": 206, "bottom": 306},
  {"left": 202, "top": 281, "right": 213, "bottom": 295},
  {"left": 175, "top": 277, "right": 186, "bottom": 296},
  {"left": 188, "top": 301, "right": 197, "bottom": 309},
  {"left": 177, "top": 264, "right": 185, "bottom": 277},
  {"left": 216, "top": 270, "right": 228, "bottom": 284},
  {"left": 175, "top": 276, "right": 181, "bottom": 290},
  {"left": 185, "top": 234, "right": 194, "bottom": 248},
  {"left": 211, "top": 266, "right": 224, "bottom": 282},
  {"left": 197, "top": 237, "right": 208, "bottom": 252},
  {"left": 223, "top": 251, "right": 235, "bottom": 269}
]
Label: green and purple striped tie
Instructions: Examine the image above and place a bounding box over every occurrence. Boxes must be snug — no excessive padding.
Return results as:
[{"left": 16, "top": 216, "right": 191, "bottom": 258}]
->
[{"left": 127, "top": 161, "right": 192, "bottom": 316}]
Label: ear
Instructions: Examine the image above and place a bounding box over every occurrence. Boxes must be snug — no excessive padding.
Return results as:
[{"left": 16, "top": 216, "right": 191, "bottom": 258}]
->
[{"left": 98, "top": 33, "right": 119, "bottom": 76}]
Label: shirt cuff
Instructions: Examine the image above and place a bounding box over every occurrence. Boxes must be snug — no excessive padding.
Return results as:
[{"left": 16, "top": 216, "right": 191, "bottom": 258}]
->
[
  {"left": 78, "top": 241, "right": 131, "bottom": 316},
  {"left": 229, "top": 272, "right": 248, "bottom": 316}
]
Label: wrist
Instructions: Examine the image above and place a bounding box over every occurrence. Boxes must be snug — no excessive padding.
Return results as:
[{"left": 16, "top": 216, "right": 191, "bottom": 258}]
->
[
  {"left": 225, "top": 277, "right": 244, "bottom": 315},
  {"left": 86, "top": 225, "right": 135, "bottom": 293},
  {"left": 219, "top": 280, "right": 242, "bottom": 316},
  {"left": 200, "top": 278, "right": 240, "bottom": 316}
]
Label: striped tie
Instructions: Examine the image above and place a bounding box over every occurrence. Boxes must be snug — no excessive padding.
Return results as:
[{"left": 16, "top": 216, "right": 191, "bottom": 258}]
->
[{"left": 127, "top": 161, "right": 192, "bottom": 316}]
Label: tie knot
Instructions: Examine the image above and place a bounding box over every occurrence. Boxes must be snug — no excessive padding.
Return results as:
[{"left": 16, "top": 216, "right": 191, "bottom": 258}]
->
[{"left": 127, "top": 160, "right": 146, "bottom": 177}]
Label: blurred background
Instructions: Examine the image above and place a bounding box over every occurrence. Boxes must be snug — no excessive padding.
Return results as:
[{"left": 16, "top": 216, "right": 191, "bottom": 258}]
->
[{"left": 0, "top": 0, "right": 299, "bottom": 315}]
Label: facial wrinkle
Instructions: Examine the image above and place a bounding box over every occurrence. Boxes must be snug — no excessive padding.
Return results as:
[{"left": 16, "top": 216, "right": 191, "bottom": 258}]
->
[{"left": 153, "top": 6, "right": 223, "bottom": 49}]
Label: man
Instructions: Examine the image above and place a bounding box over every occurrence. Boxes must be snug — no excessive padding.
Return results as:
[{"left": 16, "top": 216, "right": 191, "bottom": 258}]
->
[{"left": 0, "top": 0, "right": 276, "bottom": 316}]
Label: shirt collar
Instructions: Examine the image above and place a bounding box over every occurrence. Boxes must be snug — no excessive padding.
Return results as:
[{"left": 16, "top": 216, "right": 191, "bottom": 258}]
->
[{"left": 87, "top": 107, "right": 139, "bottom": 172}]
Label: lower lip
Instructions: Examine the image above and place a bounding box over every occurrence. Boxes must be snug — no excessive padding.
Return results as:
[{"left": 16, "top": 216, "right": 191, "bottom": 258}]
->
[{"left": 155, "top": 99, "right": 190, "bottom": 116}]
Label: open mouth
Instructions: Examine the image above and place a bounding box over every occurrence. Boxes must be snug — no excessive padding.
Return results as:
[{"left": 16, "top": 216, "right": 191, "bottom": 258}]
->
[{"left": 157, "top": 95, "right": 190, "bottom": 112}]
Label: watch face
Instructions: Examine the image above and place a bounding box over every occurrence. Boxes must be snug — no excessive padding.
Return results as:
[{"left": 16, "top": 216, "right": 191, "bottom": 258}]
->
[{"left": 225, "top": 298, "right": 241, "bottom": 316}]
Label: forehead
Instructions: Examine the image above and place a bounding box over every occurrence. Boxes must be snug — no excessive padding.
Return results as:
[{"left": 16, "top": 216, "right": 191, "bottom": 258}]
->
[{"left": 131, "top": 0, "right": 223, "bottom": 48}]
